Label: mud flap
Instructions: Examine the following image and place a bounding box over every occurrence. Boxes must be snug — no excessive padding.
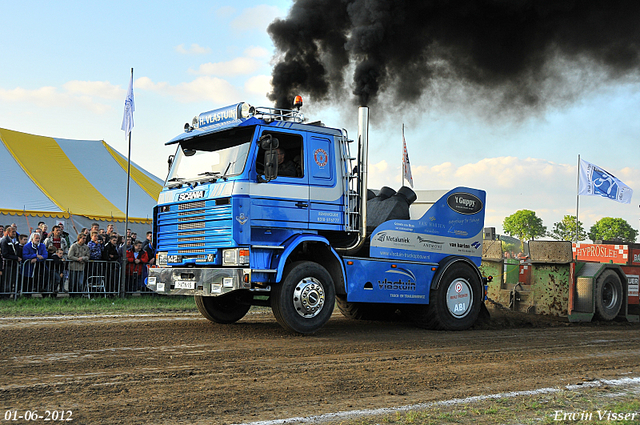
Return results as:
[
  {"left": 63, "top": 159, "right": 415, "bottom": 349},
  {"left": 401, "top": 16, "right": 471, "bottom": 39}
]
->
[{"left": 477, "top": 302, "right": 491, "bottom": 324}]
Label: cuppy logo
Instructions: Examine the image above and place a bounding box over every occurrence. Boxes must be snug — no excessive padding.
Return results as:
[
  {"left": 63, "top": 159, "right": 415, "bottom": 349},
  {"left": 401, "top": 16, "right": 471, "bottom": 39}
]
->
[{"left": 447, "top": 193, "right": 482, "bottom": 215}]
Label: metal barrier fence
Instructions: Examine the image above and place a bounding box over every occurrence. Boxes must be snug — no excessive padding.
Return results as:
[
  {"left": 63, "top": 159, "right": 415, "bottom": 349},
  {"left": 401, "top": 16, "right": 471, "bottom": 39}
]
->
[{"left": 0, "top": 259, "right": 154, "bottom": 298}]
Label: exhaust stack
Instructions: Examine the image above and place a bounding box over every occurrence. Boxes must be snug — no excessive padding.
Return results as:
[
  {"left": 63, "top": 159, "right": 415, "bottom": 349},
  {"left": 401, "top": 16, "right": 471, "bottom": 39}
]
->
[{"left": 339, "top": 106, "right": 369, "bottom": 254}]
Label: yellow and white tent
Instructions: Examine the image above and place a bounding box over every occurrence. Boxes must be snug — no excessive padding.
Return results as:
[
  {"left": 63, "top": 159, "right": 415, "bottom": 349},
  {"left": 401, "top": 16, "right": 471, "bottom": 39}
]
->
[{"left": 0, "top": 127, "right": 163, "bottom": 235}]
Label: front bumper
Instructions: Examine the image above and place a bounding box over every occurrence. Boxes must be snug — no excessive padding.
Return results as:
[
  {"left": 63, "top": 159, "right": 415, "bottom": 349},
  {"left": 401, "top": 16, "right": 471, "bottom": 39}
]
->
[{"left": 147, "top": 267, "right": 251, "bottom": 296}]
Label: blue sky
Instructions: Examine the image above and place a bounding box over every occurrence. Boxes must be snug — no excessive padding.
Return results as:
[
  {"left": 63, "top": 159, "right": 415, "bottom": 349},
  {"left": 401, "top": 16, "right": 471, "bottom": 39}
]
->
[{"left": 1, "top": 1, "right": 639, "bottom": 238}]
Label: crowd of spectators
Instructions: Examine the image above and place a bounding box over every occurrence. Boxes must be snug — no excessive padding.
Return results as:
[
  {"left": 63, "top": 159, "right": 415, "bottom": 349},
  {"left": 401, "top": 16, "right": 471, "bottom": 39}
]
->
[{"left": 0, "top": 221, "right": 155, "bottom": 297}]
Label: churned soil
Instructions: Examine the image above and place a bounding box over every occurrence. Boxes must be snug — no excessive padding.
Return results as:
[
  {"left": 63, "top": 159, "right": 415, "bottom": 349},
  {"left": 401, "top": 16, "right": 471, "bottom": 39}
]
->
[{"left": 1, "top": 308, "right": 639, "bottom": 424}]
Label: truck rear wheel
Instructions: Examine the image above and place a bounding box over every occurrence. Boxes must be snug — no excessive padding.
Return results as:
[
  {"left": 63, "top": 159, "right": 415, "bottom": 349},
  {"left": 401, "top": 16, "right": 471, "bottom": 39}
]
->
[
  {"left": 594, "top": 270, "right": 623, "bottom": 321},
  {"left": 271, "top": 261, "right": 335, "bottom": 334},
  {"left": 195, "top": 293, "right": 251, "bottom": 324},
  {"left": 410, "top": 262, "right": 482, "bottom": 331}
]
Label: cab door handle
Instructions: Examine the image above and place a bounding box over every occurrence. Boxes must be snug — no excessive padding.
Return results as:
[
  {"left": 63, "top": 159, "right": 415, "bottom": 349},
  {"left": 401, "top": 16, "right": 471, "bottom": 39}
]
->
[{"left": 296, "top": 202, "right": 308, "bottom": 208}]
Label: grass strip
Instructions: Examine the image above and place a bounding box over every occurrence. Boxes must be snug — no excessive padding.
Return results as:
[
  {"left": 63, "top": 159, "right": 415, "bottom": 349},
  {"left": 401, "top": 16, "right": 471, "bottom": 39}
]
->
[
  {"left": 0, "top": 295, "right": 198, "bottom": 316},
  {"left": 323, "top": 382, "right": 640, "bottom": 425}
]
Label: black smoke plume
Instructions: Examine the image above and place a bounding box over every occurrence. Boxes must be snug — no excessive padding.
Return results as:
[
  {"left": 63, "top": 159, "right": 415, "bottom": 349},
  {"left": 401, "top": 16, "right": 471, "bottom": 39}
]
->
[{"left": 268, "top": 0, "right": 640, "bottom": 111}]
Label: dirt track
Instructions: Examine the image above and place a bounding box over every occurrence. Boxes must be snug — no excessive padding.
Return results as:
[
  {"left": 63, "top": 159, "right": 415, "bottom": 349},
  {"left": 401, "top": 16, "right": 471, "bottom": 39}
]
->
[{"left": 1, "top": 309, "right": 639, "bottom": 424}]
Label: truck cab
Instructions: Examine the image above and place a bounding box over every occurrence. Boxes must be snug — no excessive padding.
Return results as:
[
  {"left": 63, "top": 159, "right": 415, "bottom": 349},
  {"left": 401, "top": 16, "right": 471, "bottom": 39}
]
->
[{"left": 147, "top": 102, "right": 487, "bottom": 334}]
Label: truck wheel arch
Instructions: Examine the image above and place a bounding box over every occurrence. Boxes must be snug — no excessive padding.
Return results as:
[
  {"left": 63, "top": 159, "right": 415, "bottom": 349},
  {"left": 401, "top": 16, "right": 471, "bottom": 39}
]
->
[
  {"left": 432, "top": 256, "right": 483, "bottom": 291},
  {"left": 273, "top": 235, "right": 347, "bottom": 295}
]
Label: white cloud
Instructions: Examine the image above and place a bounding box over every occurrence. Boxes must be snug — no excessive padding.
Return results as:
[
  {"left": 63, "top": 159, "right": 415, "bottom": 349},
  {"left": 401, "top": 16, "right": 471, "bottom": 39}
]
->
[
  {"left": 230, "top": 5, "right": 281, "bottom": 32},
  {"left": 244, "top": 75, "right": 271, "bottom": 96},
  {"left": 191, "top": 57, "right": 261, "bottom": 76},
  {"left": 215, "top": 6, "right": 235, "bottom": 19},
  {"left": 136, "top": 76, "right": 239, "bottom": 104},
  {"left": 175, "top": 43, "right": 211, "bottom": 55},
  {"left": 244, "top": 46, "right": 269, "bottom": 58},
  {"left": 190, "top": 45, "right": 270, "bottom": 77},
  {"left": 0, "top": 84, "right": 113, "bottom": 113},
  {"left": 63, "top": 80, "right": 124, "bottom": 100}
]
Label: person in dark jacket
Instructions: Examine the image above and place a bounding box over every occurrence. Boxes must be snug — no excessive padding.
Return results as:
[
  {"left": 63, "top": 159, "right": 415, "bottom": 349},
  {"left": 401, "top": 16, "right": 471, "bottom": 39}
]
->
[
  {"left": 142, "top": 231, "right": 155, "bottom": 266},
  {"left": 1, "top": 226, "right": 22, "bottom": 263},
  {"left": 102, "top": 235, "right": 120, "bottom": 290},
  {"left": 0, "top": 227, "right": 21, "bottom": 296},
  {"left": 48, "top": 247, "right": 67, "bottom": 294}
]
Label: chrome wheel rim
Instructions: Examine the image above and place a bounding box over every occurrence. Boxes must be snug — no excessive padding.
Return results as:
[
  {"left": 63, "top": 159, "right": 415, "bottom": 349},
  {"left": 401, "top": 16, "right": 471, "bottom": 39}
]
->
[{"left": 293, "top": 277, "right": 325, "bottom": 318}]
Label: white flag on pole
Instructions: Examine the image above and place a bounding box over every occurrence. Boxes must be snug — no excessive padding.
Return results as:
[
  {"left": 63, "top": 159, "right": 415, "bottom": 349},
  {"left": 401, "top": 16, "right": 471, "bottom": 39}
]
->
[
  {"left": 121, "top": 70, "right": 135, "bottom": 137},
  {"left": 578, "top": 158, "right": 633, "bottom": 204},
  {"left": 402, "top": 125, "right": 414, "bottom": 188}
]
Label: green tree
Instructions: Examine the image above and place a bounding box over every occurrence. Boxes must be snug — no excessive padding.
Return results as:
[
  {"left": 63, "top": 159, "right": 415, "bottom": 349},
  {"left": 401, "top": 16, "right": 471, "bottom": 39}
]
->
[
  {"left": 548, "top": 215, "right": 587, "bottom": 242},
  {"left": 502, "top": 210, "right": 547, "bottom": 247},
  {"left": 588, "top": 217, "right": 638, "bottom": 243}
]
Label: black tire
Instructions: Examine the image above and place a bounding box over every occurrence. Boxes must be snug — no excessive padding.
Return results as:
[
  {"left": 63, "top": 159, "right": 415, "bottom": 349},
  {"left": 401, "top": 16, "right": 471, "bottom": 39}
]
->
[
  {"left": 594, "top": 270, "right": 623, "bottom": 321},
  {"left": 336, "top": 296, "right": 401, "bottom": 321},
  {"left": 271, "top": 261, "right": 335, "bottom": 334},
  {"left": 410, "top": 262, "right": 482, "bottom": 331},
  {"left": 195, "top": 293, "right": 251, "bottom": 324}
]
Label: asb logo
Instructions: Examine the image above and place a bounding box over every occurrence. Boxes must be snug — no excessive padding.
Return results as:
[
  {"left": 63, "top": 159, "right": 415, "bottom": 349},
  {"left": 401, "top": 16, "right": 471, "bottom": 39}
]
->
[{"left": 313, "top": 148, "right": 328, "bottom": 167}]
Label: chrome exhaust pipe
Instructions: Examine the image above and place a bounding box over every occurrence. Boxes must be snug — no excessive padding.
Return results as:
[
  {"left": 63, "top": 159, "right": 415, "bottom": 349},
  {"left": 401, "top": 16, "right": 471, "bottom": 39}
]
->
[{"left": 338, "top": 106, "right": 369, "bottom": 255}]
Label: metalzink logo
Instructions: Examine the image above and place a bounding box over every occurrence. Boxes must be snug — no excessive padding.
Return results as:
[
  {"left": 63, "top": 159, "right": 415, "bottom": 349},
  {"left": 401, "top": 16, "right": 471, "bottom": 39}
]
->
[{"left": 375, "top": 232, "right": 411, "bottom": 244}]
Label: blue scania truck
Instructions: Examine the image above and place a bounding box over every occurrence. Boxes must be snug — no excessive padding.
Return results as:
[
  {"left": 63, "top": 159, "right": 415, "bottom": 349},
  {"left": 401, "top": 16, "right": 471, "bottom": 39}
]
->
[{"left": 147, "top": 101, "right": 487, "bottom": 334}]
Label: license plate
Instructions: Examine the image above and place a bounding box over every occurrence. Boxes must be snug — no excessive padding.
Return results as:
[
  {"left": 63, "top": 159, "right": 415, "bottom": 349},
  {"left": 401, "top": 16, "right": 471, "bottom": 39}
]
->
[{"left": 175, "top": 281, "right": 195, "bottom": 290}]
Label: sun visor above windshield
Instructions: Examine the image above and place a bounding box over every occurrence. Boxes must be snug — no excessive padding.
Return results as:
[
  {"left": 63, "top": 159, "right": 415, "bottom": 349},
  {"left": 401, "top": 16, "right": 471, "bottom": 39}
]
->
[{"left": 166, "top": 116, "right": 261, "bottom": 145}]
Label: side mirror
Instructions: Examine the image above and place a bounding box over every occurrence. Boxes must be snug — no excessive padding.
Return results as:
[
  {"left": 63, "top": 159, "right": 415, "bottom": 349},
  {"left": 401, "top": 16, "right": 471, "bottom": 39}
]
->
[
  {"left": 258, "top": 134, "right": 279, "bottom": 182},
  {"left": 167, "top": 155, "right": 174, "bottom": 172},
  {"left": 263, "top": 149, "right": 278, "bottom": 181},
  {"left": 259, "top": 134, "right": 279, "bottom": 150}
]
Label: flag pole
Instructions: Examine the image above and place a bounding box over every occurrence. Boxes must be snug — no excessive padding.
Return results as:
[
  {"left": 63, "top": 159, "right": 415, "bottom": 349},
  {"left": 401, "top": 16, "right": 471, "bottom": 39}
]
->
[
  {"left": 575, "top": 154, "right": 580, "bottom": 256},
  {"left": 124, "top": 68, "right": 133, "bottom": 245},
  {"left": 401, "top": 123, "right": 404, "bottom": 186},
  {"left": 121, "top": 67, "right": 135, "bottom": 297}
]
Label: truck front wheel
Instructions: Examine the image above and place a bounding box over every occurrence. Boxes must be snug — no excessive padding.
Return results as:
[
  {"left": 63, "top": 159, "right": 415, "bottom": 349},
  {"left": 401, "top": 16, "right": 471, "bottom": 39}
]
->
[
  {"left": 271, "top": 261, "right": 335, "bottom": 334},
  {"left": 195, "top": 293, "right": 251, "bottom": 324},
  {"left": 594, "top": 270, "right": 623, "bottom": 321},
  {"left": 410, "top": 262, "right": 482, "bottom": 331}
]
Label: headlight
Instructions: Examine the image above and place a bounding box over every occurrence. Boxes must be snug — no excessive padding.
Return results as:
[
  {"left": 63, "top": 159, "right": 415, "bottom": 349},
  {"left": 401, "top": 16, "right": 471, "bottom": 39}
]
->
[
  {"left": 222, "top": 248, "right": 250, "bottom": 266},
  {"left": 156, "top": 252, "right": 168, "bottom": 266}
]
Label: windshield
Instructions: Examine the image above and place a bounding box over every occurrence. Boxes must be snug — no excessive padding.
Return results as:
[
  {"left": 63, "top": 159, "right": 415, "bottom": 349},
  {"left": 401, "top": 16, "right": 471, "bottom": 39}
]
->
[{"left": 167, "top": 126, "right": 255, "bottom": 184}]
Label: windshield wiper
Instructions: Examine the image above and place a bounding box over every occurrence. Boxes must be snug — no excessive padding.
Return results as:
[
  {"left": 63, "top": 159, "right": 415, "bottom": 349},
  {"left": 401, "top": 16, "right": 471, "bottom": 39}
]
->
[
  {"left": 166, "top": 177, "right": 185, "bottom": 188},
  {"left": 191, "top": 171, "right": 221, "bottom": 184},
  {"left": 220, "top": 162, "right": 234, "bottom": 181}
]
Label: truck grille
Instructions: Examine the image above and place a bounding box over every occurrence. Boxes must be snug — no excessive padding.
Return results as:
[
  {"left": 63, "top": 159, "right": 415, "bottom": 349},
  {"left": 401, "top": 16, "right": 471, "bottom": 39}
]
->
[
  {"left": 178, "top": 222, "right": 206, "bottom": 230},
  {"left": 157, "top": 199, "right": 234, "bottom": 261},
  {"left": 179, "top": 200, "right": 206, "bottom": 210}
]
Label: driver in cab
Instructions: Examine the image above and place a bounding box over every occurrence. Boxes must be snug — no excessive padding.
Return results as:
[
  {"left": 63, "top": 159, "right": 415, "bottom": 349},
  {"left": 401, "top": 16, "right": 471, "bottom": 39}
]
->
[{"left": 277, "top": 147, "right": 300, "bottom": 177}]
